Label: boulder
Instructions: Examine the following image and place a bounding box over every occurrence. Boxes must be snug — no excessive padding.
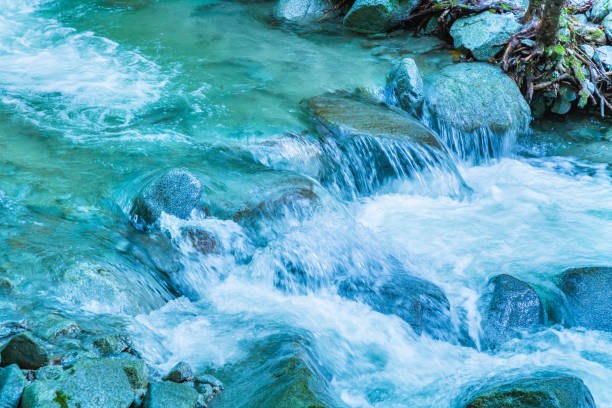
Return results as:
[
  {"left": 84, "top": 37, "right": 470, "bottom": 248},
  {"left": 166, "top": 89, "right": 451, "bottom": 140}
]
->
[
  {"left": 450, "top": 12, "right": 521, "bottom": 61},
  {"left": 590, "top": 0, "right": 611, "bottom": 22},
  {"left": 423, "top": 63, "right": 531, "bottom": 134},
  {"left": 21, "top": 358, "right": 136, "bottom": 408},
  {"left": 303, "top": 91, "right": 440, "bottom": 148},
  {"left": 1, "top": 332, "right": 49, "bottom": 370},
  {"left": 163, "top": 361, "right": 194, "bottom": 383},
  {"left": 480, "top": 274, "right": 543, "bottom": 349},
  {"left": 343, "top": 0, "right": 418, "bottom": 33},
  {"left": 340, "top": 274, "right": 453, "bottom": 340},
  {"left": 143, "top": 382, "right": 198, "bottom": 408},
  {"left": 460, "top": 374, "right": 596, "bottom": 408},
  {"left": 557, "top": 266, "right": 612, "bottom": 331},
  {"left": 387, "top": 57, "right": 424, "bottom": 115},
  {"left": 0, "top": 364, "right": 27, "bottom": 408},
  {"left": 273, "top": 0, "right": 328, "bottom": 22},
  {"left": 595, "top": 46, "right": 612, "bottom": 69},
  {"left": 573, "top": 23, "right": 606, "bottom": 44},
  {"left": 130, "top": 169, "right": 204, "bottom": 230}
]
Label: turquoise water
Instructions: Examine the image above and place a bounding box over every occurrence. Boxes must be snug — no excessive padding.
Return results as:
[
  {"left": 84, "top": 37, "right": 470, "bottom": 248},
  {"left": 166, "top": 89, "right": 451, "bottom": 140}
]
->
[{"left": 1, "top": 0, "right": 612, "bottom": 406}]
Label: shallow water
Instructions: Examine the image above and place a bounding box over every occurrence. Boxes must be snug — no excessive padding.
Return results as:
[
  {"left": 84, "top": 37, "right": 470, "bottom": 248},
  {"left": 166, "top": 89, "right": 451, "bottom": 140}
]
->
[{"left": 1, "top": 0, "right": 612, "bottom": 407}]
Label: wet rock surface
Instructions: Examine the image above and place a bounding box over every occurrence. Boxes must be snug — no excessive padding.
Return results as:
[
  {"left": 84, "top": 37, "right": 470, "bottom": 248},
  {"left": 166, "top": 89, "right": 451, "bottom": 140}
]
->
[
  {"left": 479, "top": 274, "right": 544, "bottom": 349},
  {"left": 1, "top": 332, "right": 49, "bottom": 370}
]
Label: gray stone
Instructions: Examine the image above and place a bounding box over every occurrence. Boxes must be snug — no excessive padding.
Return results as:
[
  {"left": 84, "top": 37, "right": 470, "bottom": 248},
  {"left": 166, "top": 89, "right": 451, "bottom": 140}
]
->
[
  {"left": 595, "top": 45, "right": 612, "bottom": 69},
  {"left": 130, "top": 169, "right": 203, "bottom": 230},
  {"left": 558, "top": 266, "right": 612, "bottom": 331},
  {"left": 273, "top": 0, "right": 328, "bottom": 22},
  {"left": 163, "top": 361, "right": 194, "bottom": 383},
  {"left": 480, "top": 274, "right": 543, "bottom": 349},
  {"left": 423, "top": 62, "right": 531, "bottom": 134},
  {"left": 0, "top": 364, "right": 27, "bottom": 408},
  {"left": 144, "top": 382, "right": 198, "bottom": 408},
  {"left": 550, "top": 86, "right": 577, "bottom": 115},
  {"left": 343, "top": 0, "right": 419, "bottom": 33},
  {"left": 603, "top": 13, "right": 612, "bottom": 36},
  {"left": 450, "top": 12, "right": 521, "bottom": 61},
  {"left": 591, "top": 0, "right": 612, "bottom": 22},
  {"left": 573, "top": 23, "right": 606, "bottom": 44},
  {"left": 340, "top": 274, "right": 453, "bottom": 340},
  {"left": 21, "top": 358, "right": 135, "bottom": 408},
  {"left": 1, "top": 333, "right": 49, "bottom": 370},
  {"left": 460, "top": 374, "right": 596, "bottom": 408},
  {"left": 387, "top": 57, "right": 424, "bottom": 115},
  {"left": 581, "top": 44, "right": 595, "bottom": 58},
  {"left": 92, "top": 333, "right": 132, "bottom": 356},
  {"left": 35, "top": 365, "right": 63, "bottom": 381}
]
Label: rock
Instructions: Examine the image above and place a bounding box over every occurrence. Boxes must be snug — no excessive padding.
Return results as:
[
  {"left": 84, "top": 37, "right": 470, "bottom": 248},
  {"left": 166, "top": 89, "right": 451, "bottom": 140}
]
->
[
  {"left": 163, "top": 361, "right": 194, "bottom": 383},
  {"left": 194, "top": 374, "right": 223, "bottom": 406},
  {"left": 450, "top": 12, "right": 521, "bottom": 61},
  {"left": 92, "top": 333, "right": 132, "bottom": 356},
  {"left": 1, "top": 332, "right": 49, "bottom": 370},
  {"left": 144, "top": 382, "right": 198, "bottom": 408},
  {"left": 303, "top": 91, "right": 440, "bottom": 148},
  {"left": 423, "top": 63, "right": 531, "bottom": 134},
  {"left": 35, "top": 315, "right": 79, "bottom": 341},
  {"left": 573, "top": 23, "right": 606, "bottom": 44},
  {"left": 0, "top": 364, "right": 27, "bottom": 408},
  {"left": 130, "top": 169, "right": 204, "bottom": 230},
  {"left": 591, "top": 0, "right": 611, "bottom": 22},
  {"left": 480, "top": 274, "right": 543, "bottom": 349},
  {"left": 550, "top": 86, "right": 577, "bottom": 115},
  {"left": 603, "top": 13, "right": 612, "bottom": 36},
  {"left": 195, "top": 374, "right": 223, "bottom": 390},
  {"left": 340, "top": 274, "right": 453, "bottom": 340},
  {"left": 273, "top": 0, "right": 328, "bottom": 22},
  {"left": 572, "top": 13, "right": 588, "bottom": 24},
  {"left": 21, "top": 358, "right": 135, "bottom": 408},
  {"left": 180, "top": 227, "right": 219, "bottom": 255},
  {"left": 387, "top": 57, "right": 424, "bottom": 115},
  {"left": 36, "top": 365, "right": 64, "bottom": 381},
  {"left": 343, "top": 0, "right": 418, "bottom": 33},
  {"left": 557, "top": 266, "right": 612, "bottom": 331},
  {"left": 460, "top": 374, "right": 596, "bottom": 408},
  {"left": 343, "top": 0, "right": 396, "bottom": 33},
  {"left": 595, "top": 46, "right": 612, "bottom": 69},
  {"left": 581, "top": 44, "right": 595, "bottom": 58}
]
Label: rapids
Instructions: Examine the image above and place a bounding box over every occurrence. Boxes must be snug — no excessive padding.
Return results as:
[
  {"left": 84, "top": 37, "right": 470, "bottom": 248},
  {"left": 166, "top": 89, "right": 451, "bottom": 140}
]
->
[{"left": 0, "top": 0, "right": 611, "bottom": 407}]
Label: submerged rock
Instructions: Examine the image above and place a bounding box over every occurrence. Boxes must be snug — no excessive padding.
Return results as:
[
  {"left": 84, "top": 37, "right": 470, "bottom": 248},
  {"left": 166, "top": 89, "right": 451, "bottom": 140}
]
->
[
  {"left": 340, "top": 274, "right": 453, "bottom": 340},
  {"left": 557, "top": 266, "right": 612, "bottom": 331},
  {"left": 423, "top": 62, "right": 530, "bottom": 136},
  {"left": 273, "top": 0, "right": 329, "bottom": 22},
  {"left": 1, "top": 332, "right": 49, "bottom": 370},
  {"left": 130, "top": 169, "right": 204, "bottom": 230},
  {"left": 21, "top": 358, "right": 137, "bottom": 408},
  {"left": 480, "top": 274, "right": 543, "bottom": 349},
  {"left": 0, "top": 364, "right": 27, "bottom": 408},
  {"left": 460, "top": 373, "right": 596, "bottom": 408},
  {"left": 143, "top": 381, "right": 198, "bottom": 408},
  {"left": 450, "top": 12, "right": 521, "bottom": 61},
  {"left": 387, "top": 57, "right": 424, "bottom": 115},
  {"left": 163, "top": 361, "right": 194, "bottom": 383}
]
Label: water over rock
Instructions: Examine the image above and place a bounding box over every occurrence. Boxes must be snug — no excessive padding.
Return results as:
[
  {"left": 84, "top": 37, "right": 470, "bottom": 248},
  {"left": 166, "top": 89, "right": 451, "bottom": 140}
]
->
[
  {"left": 143, "top": 381, "right": 199, "bottom": 408},
  {"left": 557, "top": 266, "right": 612, "bottom": 331},
  {"left": 273, "top": 0, "right": 329, "bottom": 22},
  {"left": 387, "top": 57, "right": 424, "bottom": 115},
  {"left": 339, "top": 274, "right": 453, "bottom": 340},
  {"left": 479, "top": 274, "right": 544, "bottom": 350},
  {"left": 422, "top": 63, "right": 531, "bottom": 158},
  {"left": 1, "top": 332, "right": 49, "bottom": 370},
  {"left": 130, "top": 169, "right": 205, "bottom": 230},
  {"left": 302, "top": 91, "right": 458, "bottom": 196},
  {"left": 459, "top": 373, "right": 596, "bottom": 408},
  {"left": 21, "top": 358, "right": 138, "bottom": 408},
  {"left": 0, "top": 364, "right": 27, "bottom": 408},
  {"left": 450, "top": 12, "right": 522, "bottom": 61}
]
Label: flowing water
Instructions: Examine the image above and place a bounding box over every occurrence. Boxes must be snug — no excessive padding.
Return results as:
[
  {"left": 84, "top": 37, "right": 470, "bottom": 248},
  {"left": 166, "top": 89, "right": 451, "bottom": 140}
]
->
[{"left": 1, "top": 0, "right": 612, "bottom": 406}]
